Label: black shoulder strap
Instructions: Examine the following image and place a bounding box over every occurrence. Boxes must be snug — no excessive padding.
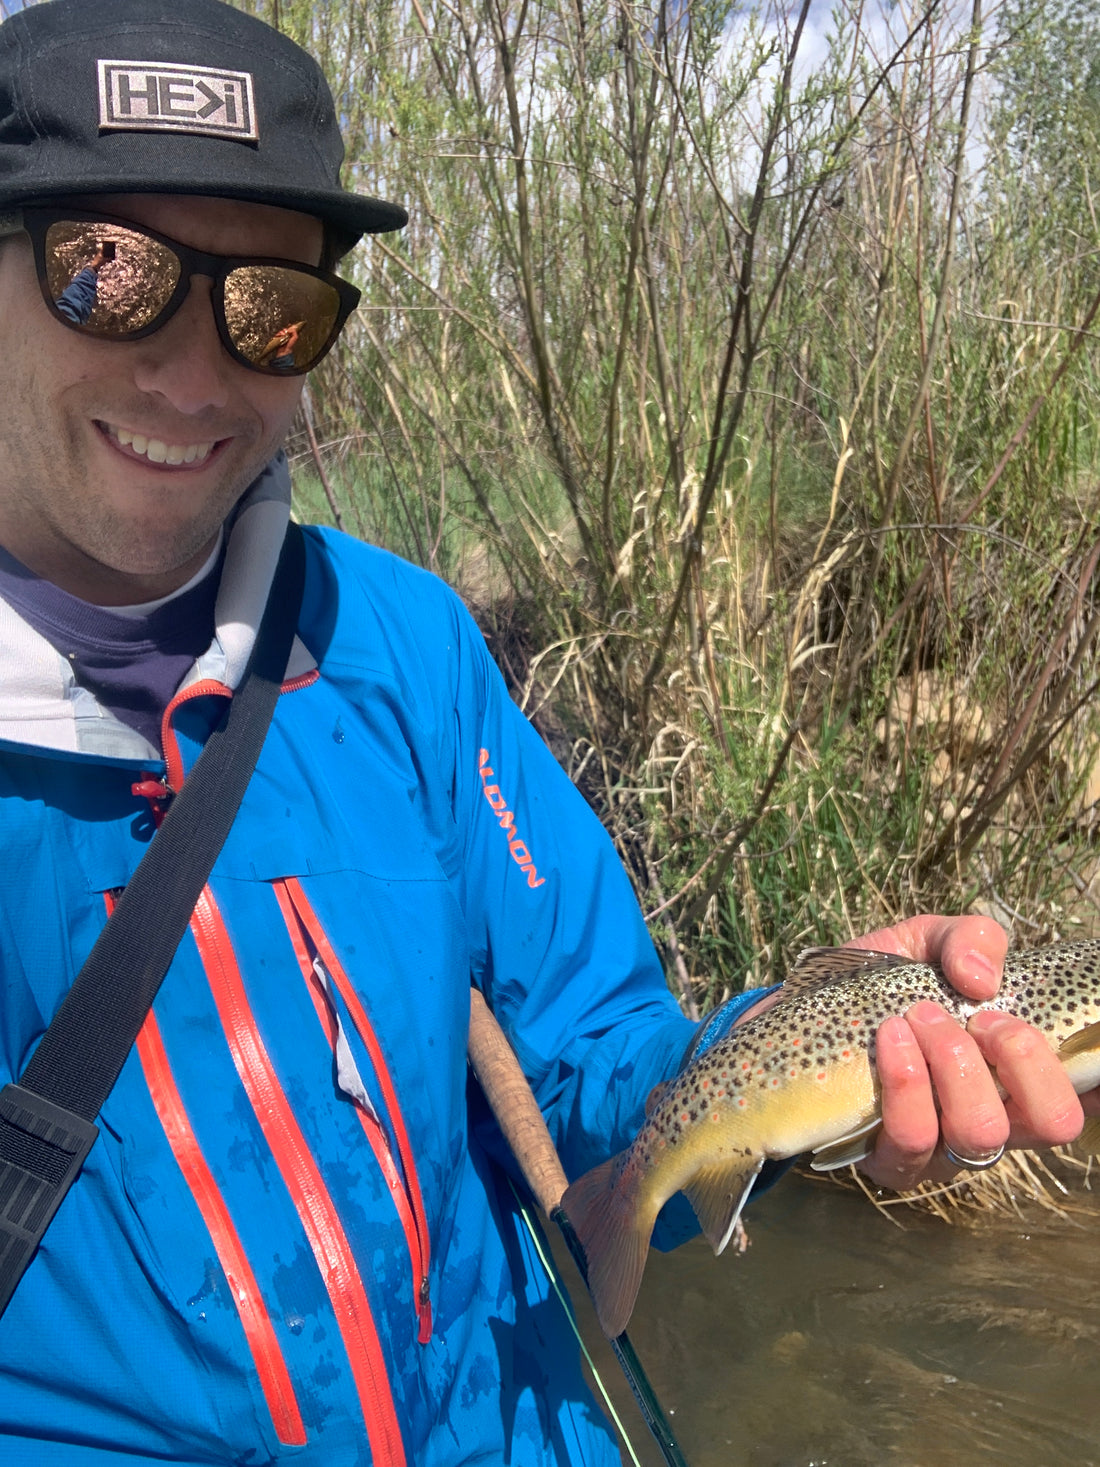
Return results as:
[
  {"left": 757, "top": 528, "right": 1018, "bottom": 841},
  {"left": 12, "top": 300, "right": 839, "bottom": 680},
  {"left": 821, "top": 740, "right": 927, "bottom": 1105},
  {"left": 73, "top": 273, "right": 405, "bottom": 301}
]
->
[{"left": 0, "top": 519, "right": 306, "bottom": 1318}]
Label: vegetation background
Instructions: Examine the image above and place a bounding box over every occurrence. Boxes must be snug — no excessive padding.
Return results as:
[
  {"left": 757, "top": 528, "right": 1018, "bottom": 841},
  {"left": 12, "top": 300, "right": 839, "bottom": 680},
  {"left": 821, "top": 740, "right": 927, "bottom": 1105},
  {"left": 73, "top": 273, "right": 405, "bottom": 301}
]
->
[{"left": 245, "top": 0, "right": 1100, "bottom": 1013}]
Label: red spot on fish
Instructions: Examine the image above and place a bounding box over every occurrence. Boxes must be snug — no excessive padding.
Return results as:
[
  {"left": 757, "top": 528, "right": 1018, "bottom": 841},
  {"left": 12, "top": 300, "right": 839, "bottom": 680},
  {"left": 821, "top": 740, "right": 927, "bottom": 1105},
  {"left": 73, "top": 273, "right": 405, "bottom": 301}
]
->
[
  {"left": 742, "top": 1062, "right": 751, "bottom": 1072},
  {"left": 842, "top": 1049, "right": 851, "bottom": 1059},
  {"left": 817, "top": 1071, "right": 827, "bottom": 1081}
]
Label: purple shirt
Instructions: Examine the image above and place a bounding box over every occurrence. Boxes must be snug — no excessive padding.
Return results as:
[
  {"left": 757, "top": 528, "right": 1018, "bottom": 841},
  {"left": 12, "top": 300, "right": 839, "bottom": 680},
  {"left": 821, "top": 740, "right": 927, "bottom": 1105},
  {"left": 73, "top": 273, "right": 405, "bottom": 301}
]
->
[{"left": 0, "top": 545, "right": 222, "bottom": 752}]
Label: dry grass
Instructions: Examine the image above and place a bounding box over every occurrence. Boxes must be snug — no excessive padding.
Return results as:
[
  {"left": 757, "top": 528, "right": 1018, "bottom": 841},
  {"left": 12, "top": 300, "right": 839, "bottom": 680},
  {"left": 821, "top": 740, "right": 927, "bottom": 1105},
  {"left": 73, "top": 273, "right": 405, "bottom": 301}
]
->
[{"left": 819, "top": 1145, "right": 1096, "bottom": 1227}]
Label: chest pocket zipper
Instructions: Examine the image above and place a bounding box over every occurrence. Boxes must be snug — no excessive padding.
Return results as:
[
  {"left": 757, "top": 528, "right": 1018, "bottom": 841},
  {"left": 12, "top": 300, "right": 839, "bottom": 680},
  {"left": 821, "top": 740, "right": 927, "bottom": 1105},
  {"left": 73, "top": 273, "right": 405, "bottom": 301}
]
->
[{"left": 273, "top": 878, "right": 433, "bottom": 1345}]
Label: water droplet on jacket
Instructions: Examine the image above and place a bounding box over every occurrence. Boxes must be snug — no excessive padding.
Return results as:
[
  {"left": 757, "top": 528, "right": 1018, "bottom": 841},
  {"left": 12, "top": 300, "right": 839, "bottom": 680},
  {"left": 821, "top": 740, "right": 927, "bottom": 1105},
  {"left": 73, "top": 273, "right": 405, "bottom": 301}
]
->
[{"left": 332, "top": 719, "right": 345, "bottom": 744}]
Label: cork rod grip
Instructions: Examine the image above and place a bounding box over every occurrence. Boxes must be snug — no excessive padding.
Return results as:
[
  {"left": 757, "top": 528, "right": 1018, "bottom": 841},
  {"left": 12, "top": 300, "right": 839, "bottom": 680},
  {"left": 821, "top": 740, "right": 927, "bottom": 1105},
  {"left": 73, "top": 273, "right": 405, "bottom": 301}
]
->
[{"left": 467, "top": 989, "right": 568, "bottom": 1217}]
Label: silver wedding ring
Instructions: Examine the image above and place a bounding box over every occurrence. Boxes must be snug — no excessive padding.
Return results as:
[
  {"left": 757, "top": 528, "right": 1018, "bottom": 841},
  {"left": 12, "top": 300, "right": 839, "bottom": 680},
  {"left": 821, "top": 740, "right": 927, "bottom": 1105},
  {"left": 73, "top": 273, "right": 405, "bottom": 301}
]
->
[{"left": 942, "top": 1141, "right": 1006, "bottom": 1172}]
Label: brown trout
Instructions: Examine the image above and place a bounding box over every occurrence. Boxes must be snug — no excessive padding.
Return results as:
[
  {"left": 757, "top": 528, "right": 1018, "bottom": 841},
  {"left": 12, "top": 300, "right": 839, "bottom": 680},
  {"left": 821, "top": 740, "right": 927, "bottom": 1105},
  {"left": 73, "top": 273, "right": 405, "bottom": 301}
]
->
[{"left": 562, "top": 940, "right": 1100, "bottom": 1338}]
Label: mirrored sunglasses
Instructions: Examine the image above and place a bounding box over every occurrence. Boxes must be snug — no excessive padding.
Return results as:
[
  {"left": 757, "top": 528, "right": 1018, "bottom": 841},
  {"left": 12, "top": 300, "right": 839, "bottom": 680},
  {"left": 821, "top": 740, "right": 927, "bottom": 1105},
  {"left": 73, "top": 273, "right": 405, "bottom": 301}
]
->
[{"left": 0, "top": 207, "right": 361, "bottom": 376}]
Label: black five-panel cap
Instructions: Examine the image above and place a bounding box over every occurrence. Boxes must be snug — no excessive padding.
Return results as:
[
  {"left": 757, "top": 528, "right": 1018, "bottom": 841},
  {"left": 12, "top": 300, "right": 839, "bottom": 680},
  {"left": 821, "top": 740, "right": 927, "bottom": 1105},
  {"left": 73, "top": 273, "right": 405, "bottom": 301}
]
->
[{"left": 0, "top": 0, "right": 407, "bottom": 246}]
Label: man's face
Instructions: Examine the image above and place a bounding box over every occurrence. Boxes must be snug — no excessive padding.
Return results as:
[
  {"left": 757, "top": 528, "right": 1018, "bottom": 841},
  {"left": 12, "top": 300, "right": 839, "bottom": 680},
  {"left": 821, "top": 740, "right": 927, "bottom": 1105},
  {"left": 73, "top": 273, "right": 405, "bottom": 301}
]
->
[{"left": 0, "top": 193, "right": 323, "bottom": 603}]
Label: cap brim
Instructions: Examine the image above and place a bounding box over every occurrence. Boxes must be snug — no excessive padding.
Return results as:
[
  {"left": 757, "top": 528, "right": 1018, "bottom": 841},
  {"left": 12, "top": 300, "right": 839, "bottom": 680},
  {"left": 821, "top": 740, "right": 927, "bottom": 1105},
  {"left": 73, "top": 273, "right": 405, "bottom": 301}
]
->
[{"left": 0, "top": 178, "right": 407, "bottom": 244}]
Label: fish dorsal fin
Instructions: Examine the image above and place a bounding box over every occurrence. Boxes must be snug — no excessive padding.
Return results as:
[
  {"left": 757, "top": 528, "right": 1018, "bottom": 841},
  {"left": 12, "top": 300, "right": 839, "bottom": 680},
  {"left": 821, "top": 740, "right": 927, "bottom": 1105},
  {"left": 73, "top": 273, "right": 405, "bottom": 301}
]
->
[
  {"left": 1058, "top": 1019, "right": 1100, "bottom": 1060},
  {"left": 683, "top": 1156, "right": 764, "bottom": 1255},
  {"left": 782, "top": 946, "right": 913, "bottom": 999},
  {"left": 1076, "top": 1117, "right": 1100, "bottom": 1156},
  {"left": 810, "top": 1117, "right": 882, "bottom": 1171}
]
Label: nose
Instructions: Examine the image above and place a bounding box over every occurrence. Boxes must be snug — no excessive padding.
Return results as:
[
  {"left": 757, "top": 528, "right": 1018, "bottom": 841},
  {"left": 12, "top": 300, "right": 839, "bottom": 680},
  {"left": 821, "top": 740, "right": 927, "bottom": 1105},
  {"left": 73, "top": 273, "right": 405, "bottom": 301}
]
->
[{"left": 129, "top": 277, "right": 232, "bottom": 415}]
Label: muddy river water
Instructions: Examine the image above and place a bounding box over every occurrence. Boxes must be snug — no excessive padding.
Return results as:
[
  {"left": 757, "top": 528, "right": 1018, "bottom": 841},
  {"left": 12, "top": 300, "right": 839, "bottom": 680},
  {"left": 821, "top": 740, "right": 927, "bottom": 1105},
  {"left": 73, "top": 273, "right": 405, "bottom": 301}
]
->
[{"left": 557, "top": 1163, "right": 1100, "bottom": 1467}]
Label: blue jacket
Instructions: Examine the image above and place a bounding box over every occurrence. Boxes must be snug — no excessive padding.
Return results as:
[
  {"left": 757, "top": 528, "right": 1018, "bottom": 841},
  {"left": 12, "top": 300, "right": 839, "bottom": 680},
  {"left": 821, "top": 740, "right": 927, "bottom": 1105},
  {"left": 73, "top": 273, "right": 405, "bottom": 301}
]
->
[{"left": 0, "top": 461, "right": 727, "bottom": 1465}]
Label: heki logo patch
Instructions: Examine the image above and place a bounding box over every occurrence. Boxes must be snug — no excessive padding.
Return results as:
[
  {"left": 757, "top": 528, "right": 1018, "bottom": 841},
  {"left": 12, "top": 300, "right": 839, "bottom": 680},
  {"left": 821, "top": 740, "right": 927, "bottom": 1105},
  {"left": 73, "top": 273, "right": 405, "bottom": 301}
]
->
[{"left": 97, "top": 60, "right": 258, "bottom": 141}]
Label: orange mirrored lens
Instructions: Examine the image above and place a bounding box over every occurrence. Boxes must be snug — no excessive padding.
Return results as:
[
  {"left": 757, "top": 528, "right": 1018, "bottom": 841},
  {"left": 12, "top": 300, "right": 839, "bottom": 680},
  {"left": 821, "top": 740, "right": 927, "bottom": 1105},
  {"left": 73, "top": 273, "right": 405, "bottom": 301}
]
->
[
  {"left": 45, "top": 221, "right": 180, "bottom": 333},
  {"left": 223, "top": 266, "right": 340, "bottom": 371}
]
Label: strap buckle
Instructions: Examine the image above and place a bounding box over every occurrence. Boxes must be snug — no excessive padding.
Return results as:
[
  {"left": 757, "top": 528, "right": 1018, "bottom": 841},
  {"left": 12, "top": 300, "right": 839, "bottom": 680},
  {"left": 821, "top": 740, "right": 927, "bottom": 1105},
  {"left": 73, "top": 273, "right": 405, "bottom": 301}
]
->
[{"left": 0, "top": 1084, "right": 98, "bottom": 1318}]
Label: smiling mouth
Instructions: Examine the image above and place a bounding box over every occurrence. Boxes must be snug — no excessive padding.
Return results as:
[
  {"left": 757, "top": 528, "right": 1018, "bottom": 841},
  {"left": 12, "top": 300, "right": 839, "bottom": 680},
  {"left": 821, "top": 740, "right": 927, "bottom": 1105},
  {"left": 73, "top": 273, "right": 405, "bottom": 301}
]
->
[{"left": 100, "top": 422, "right": 218, "bottom": 467}]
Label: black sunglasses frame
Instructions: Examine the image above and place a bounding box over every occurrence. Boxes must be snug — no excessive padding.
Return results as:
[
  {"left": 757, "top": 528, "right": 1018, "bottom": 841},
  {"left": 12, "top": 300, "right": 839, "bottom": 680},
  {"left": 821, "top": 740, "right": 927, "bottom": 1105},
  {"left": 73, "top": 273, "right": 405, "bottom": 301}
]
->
[{"left": 0, "top": 206, "right": 361, "bottom": 377}]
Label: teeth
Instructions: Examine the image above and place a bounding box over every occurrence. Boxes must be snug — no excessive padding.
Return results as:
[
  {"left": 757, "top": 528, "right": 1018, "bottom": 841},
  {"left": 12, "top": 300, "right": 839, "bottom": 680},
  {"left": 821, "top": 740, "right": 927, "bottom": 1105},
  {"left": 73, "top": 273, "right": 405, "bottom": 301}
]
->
[{"left": 106, "top": 424, "right": 213, "bottom": 465}]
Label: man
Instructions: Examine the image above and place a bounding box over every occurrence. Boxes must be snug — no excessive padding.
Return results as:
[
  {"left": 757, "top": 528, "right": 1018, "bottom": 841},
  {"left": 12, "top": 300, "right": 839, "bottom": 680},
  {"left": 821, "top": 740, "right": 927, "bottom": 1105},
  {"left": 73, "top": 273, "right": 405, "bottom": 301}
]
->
[
  {"left": 54, "top": 238, "right": 116, "bottom": 324},
  {"left": 0, "top": 1, "right": 1089, "bottom": 1463}
]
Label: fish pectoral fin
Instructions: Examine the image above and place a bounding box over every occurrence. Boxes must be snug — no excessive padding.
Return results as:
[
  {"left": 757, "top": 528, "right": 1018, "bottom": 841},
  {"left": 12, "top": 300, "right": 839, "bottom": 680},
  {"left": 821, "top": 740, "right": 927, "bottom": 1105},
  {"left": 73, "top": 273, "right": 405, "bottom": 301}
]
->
[
  {"left": 1076, "top": 1117, "right": 1100, "bottom": 1155},
  {"left": 683, "top": 1156, "right": 764, "bottom": 1255},
  {"left": 782, "top": 946, "right": 912, "bottom": 999},
  {"left": 809, "top": 1117, "right": 883, "bottom": 1172},
  {"left": 1058, "top": 1022, "right": 1100, "bottom": 1098},
  {"left": 1058, "top": 1019, "right": 1100, "bottom": 1060}
]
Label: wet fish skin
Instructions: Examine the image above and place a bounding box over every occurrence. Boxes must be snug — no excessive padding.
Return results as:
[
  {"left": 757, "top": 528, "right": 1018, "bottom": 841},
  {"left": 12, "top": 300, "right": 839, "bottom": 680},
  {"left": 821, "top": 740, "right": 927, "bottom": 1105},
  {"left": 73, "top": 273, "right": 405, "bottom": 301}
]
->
[{"left": 562, "top": 939, "right": 1100, "bottom": 1339}]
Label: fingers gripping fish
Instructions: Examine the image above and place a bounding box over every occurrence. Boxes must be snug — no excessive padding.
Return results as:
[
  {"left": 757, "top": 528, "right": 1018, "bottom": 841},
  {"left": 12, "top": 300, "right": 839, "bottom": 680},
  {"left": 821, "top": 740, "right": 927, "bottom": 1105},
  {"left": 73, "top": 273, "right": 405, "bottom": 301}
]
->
[{"left": 561, "top": 941, "right": 1100, "bottom": 1339}]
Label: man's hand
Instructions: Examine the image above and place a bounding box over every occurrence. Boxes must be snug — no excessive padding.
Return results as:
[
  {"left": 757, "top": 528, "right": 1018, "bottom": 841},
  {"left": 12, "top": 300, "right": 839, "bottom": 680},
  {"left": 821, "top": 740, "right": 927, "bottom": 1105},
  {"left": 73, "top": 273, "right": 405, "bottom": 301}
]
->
[{"left": 850, "top": 915, "right": 1089, "bottom": 1189}]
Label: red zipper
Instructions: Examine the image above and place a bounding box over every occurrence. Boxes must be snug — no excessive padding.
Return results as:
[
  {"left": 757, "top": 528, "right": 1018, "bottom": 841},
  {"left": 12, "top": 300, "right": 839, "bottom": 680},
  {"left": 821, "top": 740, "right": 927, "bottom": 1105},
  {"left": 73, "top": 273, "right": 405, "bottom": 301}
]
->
[
  {"left": 134, "top": 667, "right": 319, "bottom": 807},
  {"left": 190, "top": 885, "right": 407, "bottom": 1465},
  {"left": 135, "top": 1015, "right": 308, "bottom": 1445},
  {"left": 159, "top": 678, "right": 233, "bottom": 793},
  {"left": 273, "top": 879, "right": 433, "bottom": 1343},
  {"left": 103, "top": 894, "right": 307, "bottom": 1447}
]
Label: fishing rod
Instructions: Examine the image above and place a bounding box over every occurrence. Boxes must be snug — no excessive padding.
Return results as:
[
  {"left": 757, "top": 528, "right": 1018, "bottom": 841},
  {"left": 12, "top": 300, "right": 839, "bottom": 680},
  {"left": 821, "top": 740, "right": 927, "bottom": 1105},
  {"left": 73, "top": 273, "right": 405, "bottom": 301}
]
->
[{"left": 467, "top": 989, "right": 691, "bottom": 1467}]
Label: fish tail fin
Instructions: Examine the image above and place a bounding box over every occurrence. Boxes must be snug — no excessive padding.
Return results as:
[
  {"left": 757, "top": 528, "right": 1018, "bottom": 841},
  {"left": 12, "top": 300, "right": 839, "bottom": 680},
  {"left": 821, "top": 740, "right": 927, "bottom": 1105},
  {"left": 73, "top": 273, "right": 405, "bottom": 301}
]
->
[
  {"left": 561, "top": 1152, "right": 657, "bottom": 1339},
  {"left": 1077, "top": 1116, "right": 1100, "bottom": 1155}
]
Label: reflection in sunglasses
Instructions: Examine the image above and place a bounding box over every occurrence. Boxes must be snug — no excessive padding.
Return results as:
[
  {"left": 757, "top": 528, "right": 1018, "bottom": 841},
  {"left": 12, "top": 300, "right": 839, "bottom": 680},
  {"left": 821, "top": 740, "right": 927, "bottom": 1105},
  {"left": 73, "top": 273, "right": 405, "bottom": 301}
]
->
[
  {"left": 47, "top": 223, "right": 179, "bottom": 335},
  {"left": 258, "top": 321, "right": 306, "bottom": 372},
  {"left": 224, "top": 267, "right": 337, "bottom": 368}
]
